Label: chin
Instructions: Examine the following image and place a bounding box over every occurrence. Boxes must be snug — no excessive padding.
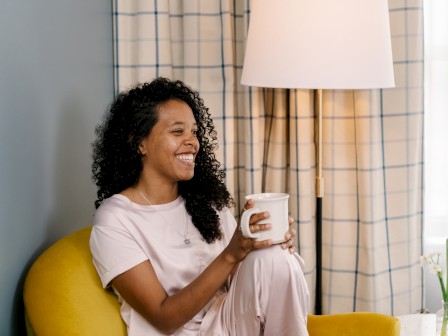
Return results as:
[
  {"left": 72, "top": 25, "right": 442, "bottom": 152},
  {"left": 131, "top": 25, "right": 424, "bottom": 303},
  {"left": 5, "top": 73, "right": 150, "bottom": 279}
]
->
[{"left": 178, "top": 173, "right": 195, "bottom": 181}]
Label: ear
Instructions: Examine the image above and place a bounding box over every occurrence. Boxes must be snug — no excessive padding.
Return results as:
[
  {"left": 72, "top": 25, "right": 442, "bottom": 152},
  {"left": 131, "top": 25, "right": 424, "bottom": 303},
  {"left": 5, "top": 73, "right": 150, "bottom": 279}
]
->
[{"left": 138, "top": 142, "right": 147, "bottom": 156}]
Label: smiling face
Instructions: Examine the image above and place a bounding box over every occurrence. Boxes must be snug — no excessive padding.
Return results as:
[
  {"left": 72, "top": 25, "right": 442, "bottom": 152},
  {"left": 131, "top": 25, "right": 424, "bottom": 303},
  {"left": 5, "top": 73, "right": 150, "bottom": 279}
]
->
[{"left": 138, "top": 99, "right": 200, "bottom": 186}]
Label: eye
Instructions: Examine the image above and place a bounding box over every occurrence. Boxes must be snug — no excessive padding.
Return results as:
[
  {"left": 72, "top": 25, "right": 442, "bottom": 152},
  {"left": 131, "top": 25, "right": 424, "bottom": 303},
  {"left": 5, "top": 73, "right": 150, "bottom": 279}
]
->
[
  {"left": 192, "top": 129, "right": 198, "bottom": 137},
  {"left": 173, "top": 128, "right": 183, "bottom": 135}
]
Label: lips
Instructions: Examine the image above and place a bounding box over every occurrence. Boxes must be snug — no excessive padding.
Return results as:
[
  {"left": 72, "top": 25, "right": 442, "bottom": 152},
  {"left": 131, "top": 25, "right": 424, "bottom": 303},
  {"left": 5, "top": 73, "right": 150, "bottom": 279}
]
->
[{"left": 176, "top": 154, "right": 194, "bottom": 163}]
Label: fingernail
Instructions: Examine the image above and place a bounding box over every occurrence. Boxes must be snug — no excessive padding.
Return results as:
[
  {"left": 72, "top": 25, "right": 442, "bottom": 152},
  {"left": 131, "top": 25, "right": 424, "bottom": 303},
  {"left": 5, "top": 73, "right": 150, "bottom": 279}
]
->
[{"left": 285, "top": 234, "right": 291, "bottom": 240}]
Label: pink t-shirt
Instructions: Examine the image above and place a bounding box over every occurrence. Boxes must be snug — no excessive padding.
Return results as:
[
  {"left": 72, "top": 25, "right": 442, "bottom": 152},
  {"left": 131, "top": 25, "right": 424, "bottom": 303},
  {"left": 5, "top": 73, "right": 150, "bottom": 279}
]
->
[{"left": 90, "top": 194, "right": 236, "bottom": 336}]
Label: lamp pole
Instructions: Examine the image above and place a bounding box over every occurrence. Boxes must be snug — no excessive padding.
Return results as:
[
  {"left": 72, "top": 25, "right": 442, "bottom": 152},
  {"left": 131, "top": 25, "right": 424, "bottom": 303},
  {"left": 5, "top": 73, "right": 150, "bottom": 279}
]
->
[{"left": 315, "top": 89, "right": 324, "bottom": 315}]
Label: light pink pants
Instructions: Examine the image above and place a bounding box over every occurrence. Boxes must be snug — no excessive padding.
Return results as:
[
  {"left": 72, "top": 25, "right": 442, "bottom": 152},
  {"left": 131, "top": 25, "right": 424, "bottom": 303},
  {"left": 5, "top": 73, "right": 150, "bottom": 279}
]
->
[{"left": 200, "top": 246, "right": 310, "bottom": 336}]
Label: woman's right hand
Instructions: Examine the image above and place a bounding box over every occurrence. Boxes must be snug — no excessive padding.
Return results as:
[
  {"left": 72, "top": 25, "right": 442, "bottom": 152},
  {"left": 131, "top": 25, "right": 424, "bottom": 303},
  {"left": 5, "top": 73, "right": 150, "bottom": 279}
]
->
[{"left": 224, "top": 198, "right": 274, "bottom": 263}]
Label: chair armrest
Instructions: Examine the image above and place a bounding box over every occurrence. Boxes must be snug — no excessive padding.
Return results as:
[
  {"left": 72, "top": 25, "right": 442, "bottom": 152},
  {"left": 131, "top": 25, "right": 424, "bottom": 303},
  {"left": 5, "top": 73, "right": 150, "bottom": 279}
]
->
[{"left": 307, "top": 312, "right": 400, "bottom": 336}]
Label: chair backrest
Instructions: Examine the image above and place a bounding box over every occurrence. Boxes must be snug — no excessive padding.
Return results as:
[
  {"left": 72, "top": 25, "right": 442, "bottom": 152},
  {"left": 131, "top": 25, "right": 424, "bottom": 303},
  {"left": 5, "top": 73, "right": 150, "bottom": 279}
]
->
[{"left": 23, "top": 226, "right": 126, "bottom": 336}]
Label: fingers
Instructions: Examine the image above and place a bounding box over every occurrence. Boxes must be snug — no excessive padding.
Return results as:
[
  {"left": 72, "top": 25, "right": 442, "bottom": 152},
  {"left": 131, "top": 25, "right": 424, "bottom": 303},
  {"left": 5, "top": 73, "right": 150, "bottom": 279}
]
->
[
  {"left": 240, "top": 206, "right": 271, "bottom": 233},
  {"left": 242, "top": 198, "right": 254, "bottom": 212},
  {"left": 251, "top": 238, "right": 272, "bottom": 249},
  {"left": 249, "top": 211, "right": 269, "bottom": 225},
  {"left": 287, "top": 228, "right": 296, "bottom": 237},
  {"left": 281, "top": 236, "right": 296, "bottom": 253},
  {"left": 236, "top": 223, "right": 272, "bottom": 251},
  {"left": 237, "top": 221, "right": 271, "bottom": 236},
  {"left": 281, "top": 229, "right": 296, "bottom": 253},
  {"left": 248, "top": 222, "right": 272, "bottom": 233},
  {"left": 237, "top": 200, "right": 274, "bottom": 253},
  {"left": 242, "top": 238, "right": 272, "bottom": 253},
  {"left": 249, "top": 223, "right": 259, "bottom": 233}
]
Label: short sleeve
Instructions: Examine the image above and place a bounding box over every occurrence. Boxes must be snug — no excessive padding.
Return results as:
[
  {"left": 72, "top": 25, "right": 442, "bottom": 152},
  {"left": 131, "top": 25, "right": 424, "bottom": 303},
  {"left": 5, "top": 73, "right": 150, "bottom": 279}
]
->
[{"left": 89, "top": 211, "right": 148, "bottom": 288}]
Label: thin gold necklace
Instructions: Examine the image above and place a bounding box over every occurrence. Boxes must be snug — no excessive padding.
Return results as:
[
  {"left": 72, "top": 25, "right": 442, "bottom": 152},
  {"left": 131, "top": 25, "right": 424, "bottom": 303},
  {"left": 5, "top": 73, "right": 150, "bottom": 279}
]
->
[{"left": 136, "top": 188, "right": 192, "bottom": 246}]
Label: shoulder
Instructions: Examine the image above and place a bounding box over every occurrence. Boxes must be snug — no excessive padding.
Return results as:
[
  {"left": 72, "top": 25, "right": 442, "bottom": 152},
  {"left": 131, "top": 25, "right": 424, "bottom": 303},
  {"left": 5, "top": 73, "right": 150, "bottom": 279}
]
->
[
  {"left": 90, "top": 194, "right": 145, "bottom": 257},
  {"left": 93, "top": 194, "right": 134, "bottom": 228},
  {"left": 97, "top": 194, "right": 132, "bottom": 211}
]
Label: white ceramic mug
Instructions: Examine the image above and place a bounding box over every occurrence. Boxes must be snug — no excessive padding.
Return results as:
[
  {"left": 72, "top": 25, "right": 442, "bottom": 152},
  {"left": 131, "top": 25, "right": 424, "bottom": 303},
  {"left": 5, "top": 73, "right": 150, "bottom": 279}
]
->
[{"left": 240, "top": 192, "right": 289, "bottom": 244}]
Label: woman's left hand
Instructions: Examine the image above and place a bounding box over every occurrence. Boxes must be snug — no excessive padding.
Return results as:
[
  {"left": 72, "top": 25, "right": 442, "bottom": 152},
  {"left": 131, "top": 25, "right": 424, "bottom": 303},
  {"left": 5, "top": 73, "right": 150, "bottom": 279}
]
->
[{"left": 281, "top": 216, "right": 296, "bottom": 254}]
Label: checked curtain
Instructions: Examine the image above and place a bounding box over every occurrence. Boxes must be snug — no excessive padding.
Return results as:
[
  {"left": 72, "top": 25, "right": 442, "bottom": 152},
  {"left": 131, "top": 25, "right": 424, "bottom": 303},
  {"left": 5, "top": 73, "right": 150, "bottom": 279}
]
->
[{"left": 112, "top": 0, "right": 424, "bottom": 316}]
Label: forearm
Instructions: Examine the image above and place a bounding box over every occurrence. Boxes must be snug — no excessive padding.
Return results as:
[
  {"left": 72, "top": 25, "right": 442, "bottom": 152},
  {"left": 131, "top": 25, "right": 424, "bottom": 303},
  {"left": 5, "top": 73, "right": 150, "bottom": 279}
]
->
[{"left": 150, "top": 250, "right": 238, "bottom": 333}]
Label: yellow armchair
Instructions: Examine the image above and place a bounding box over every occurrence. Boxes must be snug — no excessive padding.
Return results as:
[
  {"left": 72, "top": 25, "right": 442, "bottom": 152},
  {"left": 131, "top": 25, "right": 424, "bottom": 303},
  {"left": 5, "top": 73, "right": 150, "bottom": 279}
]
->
[
  {"left": 24, "top": 226, "right": 125, "bottom": 336},
  {"left": 24, "top": 227, "right": 400, "bottom": 336}
]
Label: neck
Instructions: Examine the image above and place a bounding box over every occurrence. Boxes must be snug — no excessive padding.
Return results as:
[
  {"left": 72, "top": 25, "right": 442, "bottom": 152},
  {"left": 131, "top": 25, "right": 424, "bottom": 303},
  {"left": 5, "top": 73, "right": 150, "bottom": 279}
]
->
[{"left": 135, "top": 180, "right": 179, "bottom": 205}]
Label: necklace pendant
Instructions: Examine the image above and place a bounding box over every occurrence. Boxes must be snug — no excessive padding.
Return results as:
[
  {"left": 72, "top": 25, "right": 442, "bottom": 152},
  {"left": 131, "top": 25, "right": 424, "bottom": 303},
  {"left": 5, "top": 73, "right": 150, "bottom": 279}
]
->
[{"left": 184, "top": 238, "right": 191, "bottom": 245}]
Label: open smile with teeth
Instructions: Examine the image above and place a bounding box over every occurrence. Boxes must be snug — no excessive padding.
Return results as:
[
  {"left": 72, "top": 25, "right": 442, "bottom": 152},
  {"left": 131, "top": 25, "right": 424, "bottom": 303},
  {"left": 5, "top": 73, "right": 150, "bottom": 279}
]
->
[{"left": 176, "top": 154, "right": 194, "bottom": 164}]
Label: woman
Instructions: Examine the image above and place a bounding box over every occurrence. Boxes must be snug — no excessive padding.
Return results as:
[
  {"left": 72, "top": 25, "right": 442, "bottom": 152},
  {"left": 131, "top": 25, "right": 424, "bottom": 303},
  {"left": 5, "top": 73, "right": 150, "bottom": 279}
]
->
[{"left": 90, "top": 77, "right": 309, "bottom": 335}]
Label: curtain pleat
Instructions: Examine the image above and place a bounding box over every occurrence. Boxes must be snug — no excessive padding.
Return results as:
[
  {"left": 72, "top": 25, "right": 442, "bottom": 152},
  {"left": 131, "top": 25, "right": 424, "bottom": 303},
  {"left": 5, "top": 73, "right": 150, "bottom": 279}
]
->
[{"left": 112, "top": 0, "right": 423, "bottom": 316}]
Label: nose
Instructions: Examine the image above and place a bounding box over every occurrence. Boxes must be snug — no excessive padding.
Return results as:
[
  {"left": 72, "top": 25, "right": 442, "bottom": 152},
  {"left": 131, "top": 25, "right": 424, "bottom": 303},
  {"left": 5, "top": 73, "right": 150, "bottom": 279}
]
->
[{"left": 184, "top": 131, "right": 199, "bottom": 148}]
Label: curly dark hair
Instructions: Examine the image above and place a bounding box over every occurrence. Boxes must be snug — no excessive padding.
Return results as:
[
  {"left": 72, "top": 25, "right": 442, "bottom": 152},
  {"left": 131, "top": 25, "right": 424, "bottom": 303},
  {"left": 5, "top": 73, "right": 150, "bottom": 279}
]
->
[{"left": 92, "top": 77, "right": 234, "bottom": 243}]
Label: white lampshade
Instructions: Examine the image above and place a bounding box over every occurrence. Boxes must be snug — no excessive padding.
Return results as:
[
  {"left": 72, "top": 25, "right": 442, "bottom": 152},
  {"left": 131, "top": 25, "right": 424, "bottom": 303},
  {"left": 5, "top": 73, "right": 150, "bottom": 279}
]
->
[{"left": 241, "top": 0, "right": 395, "bottom": 89}]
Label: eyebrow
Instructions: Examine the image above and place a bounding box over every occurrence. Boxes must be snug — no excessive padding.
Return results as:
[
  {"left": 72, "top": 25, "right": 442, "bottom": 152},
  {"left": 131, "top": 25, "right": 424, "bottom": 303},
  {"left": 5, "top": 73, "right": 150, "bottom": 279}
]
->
[{"left": 170, "top": 121, "right": 198, "bottom": 127}]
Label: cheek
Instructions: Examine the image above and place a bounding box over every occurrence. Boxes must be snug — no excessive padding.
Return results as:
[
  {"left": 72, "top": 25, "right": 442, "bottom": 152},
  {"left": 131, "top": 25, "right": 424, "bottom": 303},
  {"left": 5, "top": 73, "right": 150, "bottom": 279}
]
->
[{"left": 154, "top": 138, "right": 177, "bottom": 153}]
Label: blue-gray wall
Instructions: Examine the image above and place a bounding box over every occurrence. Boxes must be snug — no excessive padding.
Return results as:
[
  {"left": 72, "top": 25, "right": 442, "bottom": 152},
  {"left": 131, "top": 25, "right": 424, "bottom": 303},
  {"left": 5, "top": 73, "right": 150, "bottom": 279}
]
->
[{"left": 0, "top": 1, "right": 114, "bottom": 334}]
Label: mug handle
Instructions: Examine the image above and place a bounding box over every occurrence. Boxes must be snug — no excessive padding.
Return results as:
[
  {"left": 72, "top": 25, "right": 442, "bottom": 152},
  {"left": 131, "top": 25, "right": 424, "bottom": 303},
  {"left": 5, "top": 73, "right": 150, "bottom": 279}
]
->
[{"left": 240, "top": 208, "right": 261, "bottom": 239}]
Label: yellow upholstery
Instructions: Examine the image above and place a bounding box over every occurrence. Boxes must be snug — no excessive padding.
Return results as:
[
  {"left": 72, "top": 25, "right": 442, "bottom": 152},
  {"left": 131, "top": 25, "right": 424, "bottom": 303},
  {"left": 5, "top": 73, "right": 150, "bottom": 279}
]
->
[
  {"left": 307, "top": 313, "right": 400, "bottom": 336},
  {"left": 23, "top": 226, "right": 126, "bottom": 336},
  {"left": 23, "top": 226, "right": 400, "bottom": 336}
]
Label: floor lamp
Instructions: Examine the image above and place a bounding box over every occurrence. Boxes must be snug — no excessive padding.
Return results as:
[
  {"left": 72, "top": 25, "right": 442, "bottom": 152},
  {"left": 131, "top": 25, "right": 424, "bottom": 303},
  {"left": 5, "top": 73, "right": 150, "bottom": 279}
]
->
[{"left": 240, "top": 0, "right": 395, "bottom": 315}]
